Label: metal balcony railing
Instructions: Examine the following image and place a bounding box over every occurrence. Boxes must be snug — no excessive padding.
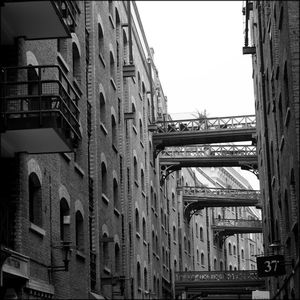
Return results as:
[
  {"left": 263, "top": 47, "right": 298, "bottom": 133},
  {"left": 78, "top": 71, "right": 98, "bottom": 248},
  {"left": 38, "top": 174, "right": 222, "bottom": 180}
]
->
[
  {"left": 175, "top": 270, "right": 261, "bottom": 282},
  {"left": 161, "top": 145, "right": 257, "bottom": 158},
  {"left": 1, "top": 65, "right": 81, "bottom": 144},
  {"left": 213, "top": 218, "right": 262, "bottom": 229},
  {"left": 182, "top": 186, "right": 260, "bottom": 200},
  {"left": 155, "top": 115, "right": 256, "bottom": 134}
]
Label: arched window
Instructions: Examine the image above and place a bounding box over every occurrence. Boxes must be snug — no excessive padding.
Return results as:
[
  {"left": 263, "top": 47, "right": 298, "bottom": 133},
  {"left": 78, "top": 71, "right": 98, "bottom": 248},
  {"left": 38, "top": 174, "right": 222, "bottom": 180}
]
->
[
  {"left": 196, "top": 249, "right": 199, "bottom": 262},
  {"left": 113, "top": 178, "right": 119, "bottom": 210},
  {"left": 135, "top": 209, "right": 140, "bottom": 233},
  {"left": 155, "top": 235, "right": 159, "bottom": 253},
  {"left": 157, "top": 278, "right": 159, "bottom": 296},
  {"left": 137, "top": 262, "right": 141, "bottom": 287},
  {"left": 137, "top": 72, "right": 141, "bottom": 93},
  {"left": 110, "top": 50, "right": 115, "bottom": 82},
  {"left": 233, "top": 244, "right": 236, "bottom": 256},
  {"left": 188, "top": 240, "right": 191, "bottom": 254},
  {"left": 241, "top": 249, "right": 245, "bottom": 259},
  {"left": 154, "top": 193, "right": 157, "bottom": 211},
  {"left": 98, "top": 23, "right": 104, "bottom": 58},
  {"left": 150, "top": 186, "right": 154, "bottom": 208},
  {"left": 100, "top": 92, "right": 106, "bottom": 126},
  {"left": 72, "top": 42, "right": 81, "bottom": 84},
  {"left": 174, "top": 259, "right": 177, "bottom": 271},
  {"left": 220, "top": 261, "right": 223, "bottom": 271},
  {"left": 152, "top": 230, "right": 155, "bottom": 253},
  {"left": 134, "top": 157, "right": 138, "bottom": 182},
  {"left": 173, "top": 226, "right": 176, "bottom": 242},
  {"left": 29, "top": 172, "right": 42, "bottom": 227},
  {"left": 144, "top": 267, "right": 148, "bottom": 291},
  {"left": 184, "top": 236, "right": 187, "bottom": 251},
  {"left": 111, "top": 114, "right": 117, "bottom": 147},
  {"left": 139, "top": 119, "right": 143, "bottom": 142},
  {"left": 141, "top": 168, "right": 145, "bottom": 192},
  {"left": 102, "top": 233, "right": 110, "bottom": 268},
  {"left": 142, "top": 218, "right": 146, "bottom": 241},
  {"left": 214, "top": 258, "right": 217, "bottom": 270},
  {"left": 101, "top": 162, "right": 107, "bottom": 196},
  {"left": 200, "top": 227, "right": 204, "bottom": 241},
  {"left": 228, "top": 242, "right": 232, "bottom": 255},
  {"left": 60, "top": 198, "right": 70, "bottom": 241},
  {"left": 201, "top": 252, "right": 205, "bottom": 265},
  {"left": 115, "top": 243, "right": 120, "bottom": 274},
  {"left": 172, "top": 193, "right": 175, "bottom": 208},
  {"left": 132, "top": 103, "right": 136, "bottom": 127},
  {"left": 229, "top": 264, "right": 233, "bottom": 270},
  {"left": 153, "top": 275, "right": 156, "bottom": 293},
  {"left": 75, "top": 211, "right": 84, "bottom": 251}
]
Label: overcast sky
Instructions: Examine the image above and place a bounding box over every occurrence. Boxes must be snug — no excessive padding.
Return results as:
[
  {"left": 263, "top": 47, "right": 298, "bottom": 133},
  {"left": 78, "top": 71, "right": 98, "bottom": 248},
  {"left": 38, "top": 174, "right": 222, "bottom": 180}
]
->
[{"left": 136, "top": 1, "right": 260, "bottom": 189}]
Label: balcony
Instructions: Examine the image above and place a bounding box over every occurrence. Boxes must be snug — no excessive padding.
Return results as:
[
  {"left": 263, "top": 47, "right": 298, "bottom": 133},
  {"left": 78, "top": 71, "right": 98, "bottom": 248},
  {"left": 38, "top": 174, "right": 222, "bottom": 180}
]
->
[
  {"left": 1, "top": 1, "right": 78, "bottom": 45},
  {"left": 212, "top": 218, "right": 263, "bottom": 236},
  {"left": 1, "top": 65, "right": 81, "bottom": 156}
]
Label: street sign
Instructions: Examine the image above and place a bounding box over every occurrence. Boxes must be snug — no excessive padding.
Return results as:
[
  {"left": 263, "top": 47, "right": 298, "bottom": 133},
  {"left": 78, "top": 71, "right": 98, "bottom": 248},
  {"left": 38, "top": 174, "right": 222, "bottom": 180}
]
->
[{"left": 256, "top": 255, "right": 286, "bottom": 277}]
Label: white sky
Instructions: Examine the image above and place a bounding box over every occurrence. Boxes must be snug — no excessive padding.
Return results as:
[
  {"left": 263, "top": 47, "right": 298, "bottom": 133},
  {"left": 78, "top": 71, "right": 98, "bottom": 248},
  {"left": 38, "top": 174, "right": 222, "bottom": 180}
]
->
[{"left": 136, "top": 1, "right": 259, "bottom": 189}]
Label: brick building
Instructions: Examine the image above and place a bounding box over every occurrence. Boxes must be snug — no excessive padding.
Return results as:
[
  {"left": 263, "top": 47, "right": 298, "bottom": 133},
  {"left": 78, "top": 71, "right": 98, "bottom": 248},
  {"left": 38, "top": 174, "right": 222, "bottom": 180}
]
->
[
  {"left": 244, "top": 0, "right": 299, "bottom": 299},
  {"left": 1, "top": 1, "right": 264, "bottom": 299}
]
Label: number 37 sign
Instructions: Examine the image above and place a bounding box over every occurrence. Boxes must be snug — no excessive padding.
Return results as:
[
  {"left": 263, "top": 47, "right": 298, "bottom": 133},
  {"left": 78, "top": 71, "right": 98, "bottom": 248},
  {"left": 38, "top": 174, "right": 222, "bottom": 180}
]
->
[{"left": 256, "top": 255, "right": 286, "bottom": 277}]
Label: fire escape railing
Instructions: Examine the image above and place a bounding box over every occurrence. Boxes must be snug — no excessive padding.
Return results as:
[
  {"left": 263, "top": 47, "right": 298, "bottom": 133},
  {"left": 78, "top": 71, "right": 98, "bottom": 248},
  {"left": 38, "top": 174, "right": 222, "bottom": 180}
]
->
[
  {"left": 182, "top": 186, "right": 260, "bottom": 200},
  {"left": 160, "top": 145, "right": 257, "bottom": 158},
  {"left": 175, "top": 270, "right": 261, "bottom": 282},
  {"left": 54, "top": 0, "right": 78, "bottom": 32},
  {"left": 1, "top": 65, "right": 81, "bottom": 143},
  {"left": 212, "top": 218, "right": 262, "bottom": 228},
  {"left": 154, "top": 115, "right": 256, "bottom": 134}
]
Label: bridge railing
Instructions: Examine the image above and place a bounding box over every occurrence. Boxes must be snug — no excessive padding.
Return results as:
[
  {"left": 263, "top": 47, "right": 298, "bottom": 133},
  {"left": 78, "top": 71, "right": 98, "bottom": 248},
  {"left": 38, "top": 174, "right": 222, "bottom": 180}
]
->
[
  {"left": 161, "top": 145, "right": 257, "bottom": 157},
  {"left": 182, "top": 186, "right": 260, "bottom": 199},
  {"left": 155, "top": 115, "right": 256, "bottom": 134},
  {"left": 175, "top": 270, "right": 260, "bottom": 281},
  {"left": 213, "top": 218, "right": 262, "bottom": 228}
]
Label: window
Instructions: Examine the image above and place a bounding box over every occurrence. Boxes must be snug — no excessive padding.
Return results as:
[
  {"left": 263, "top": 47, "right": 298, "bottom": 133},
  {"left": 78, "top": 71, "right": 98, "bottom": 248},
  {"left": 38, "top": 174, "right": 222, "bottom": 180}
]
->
[
  {"left": 132, "top": 103, "right": 136, "bottom": 127},
  {"left": 110, "top": 50, "right": 116, "bottom": 83},
  {"left": 72, "top": 42, "right": 81, "bottom": 84},
  {"left": 75, "top": 211, "right": 84, "bottom": 251},
  {"left": 184, "top": 236, "right": 187, "bottom": 251},
  {"left": 142, "top": 218, "right": 146, "bottom": 241},
  {"left": 172, "top": 193, "right": 175, "bottom": 208},
  {"left": 29, "top": 172, "right": 42, "bottom": 227},
  {"left": 135, "top": 209, "right": 140, "bottom": 234},
  {"left": 173, "top": 226, "right": 176, "bottom": 242},
  {"left": 196, "top": 250, "right": 199, "bottom": 262},
  {"left": 195, "top": 223, "right": 198, "bottom": 238},
  {"left": 113, "top": 178, "right": 119, "bottom": 210},
  {"left": 228, "top": 242, "right": 232, "bottom": 255},
  {"left": 137, "top": 262, "right": 141, "bottom": 288},
  {"left": 115, "top": 243, "right": 120, "bottom": 274},
  {"left": 60, "top": 198, "right": 70, "bottom": 241},
  {"left": 200, "top": 227, "right": 204, "bottom": 241},
  {"left": 98, "top": 23, "right": 104, "bottom": 59},
  {"left": 100, "top": 93, "right": 106, "bottom": 127},
  {"left": 220, "top": 261, "right": 223, "bottom": 271},
  {"left": 111, "top": 114, "right": 117, "bottom": 148},
  {"left": 134, "top": 157, "right": 138, "bottom": 183},
  {"left": 139, "top": 119, "right": 143, "bottom": 142},
  {"left": 141, "top": 169, "right": 145, "bottom": 192},
  {"left": 241, "top": 249, "right": 245, "bottom": 259},
  {"left": 101, "top": 162, "right": 108, "bottom": 196},
  {"left": 102, "top": 233, "right": 110, "bottom": 268},
  {"left": 214, "top": 258, "right": 217, "bottom": 270},
  {"left": 201, "top": 253, "right": 205, "bottom": 265},
  {"left": 188, "top": 240, "right": 191, "bottom": 254},
  {"left": 144, "top": 267, "right": 148, "bottom": 290},
  {"left": 233, "top": 244, "right": 236, "bottom": 256}
]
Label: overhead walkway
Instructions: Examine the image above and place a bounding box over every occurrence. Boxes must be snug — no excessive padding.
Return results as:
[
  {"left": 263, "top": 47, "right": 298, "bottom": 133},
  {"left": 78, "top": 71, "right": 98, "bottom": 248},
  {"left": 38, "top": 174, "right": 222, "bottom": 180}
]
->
[
  {"left": 212, "top": 218, "right": 263, "bottom": 241},
  {"left": 159, "top": 145, "right": 257, "bottom": 183},
  {"left": 175, "top": 270, "right": 265, "bottom": 298},
  {"left": 152, "top": 115, "right": 256, "bottom": 151},
  {"left": 182, "top": 186, "right": 262, "bottom": 222}
]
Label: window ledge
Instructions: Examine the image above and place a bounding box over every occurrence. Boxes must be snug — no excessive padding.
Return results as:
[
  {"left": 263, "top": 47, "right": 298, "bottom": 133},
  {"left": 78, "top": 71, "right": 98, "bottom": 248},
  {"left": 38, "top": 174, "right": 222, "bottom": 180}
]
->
[
  {"left": 143, "top": 240, "right": 147, "bottom": 246},
  {"left": 140, "top": 141, "right": 144, "bottom": 148},
  {"left": 76, "top": 250, "right": 86, "bottom": 260},
  {"left": 134, "top": 180, "right": 139, "bottom": 188},
  {"left": 104, "top": 266, "right": 111, "bottom": 275},
  {"left": 110, "top": 78, "right": 117, "bottom": 91},
  {"left": 99, "top": 53, "right": 106, "bottom": 68},
  {"left": 132, "top": 125, "right": 138, "bottom": 135},
  {"left": 102, "top": 193, "right": 110, "bottom": 205},
  {"left": 136, "top": 232, "right": 141, "bottom": 239},
  {"left": 61, "top": 153, "right": 71, "bottom": 162},
  {"left": 109, "top": 15, "right": 115, "bottom": 28},
  {"left": 112, "top": 143, "right": 118, "bottom": 153},
  {"left": 74, "top": 162, "right": 85, "bottom": 177},
  {"left": 172, "top": 207, "right": 176, "bottom": 212},
  {"left": 141, "top": 191, "right": 146, "bottom": 198},
  {"left": 114, "top": 207, "right": 121, "bottom": 217},
  {"left": 100, "top": 123, "right": 108, "bottom": 135},
  {"left": 173, "top": 240, "right": 177, "bottom": 245},
  {"left": 138, "top": 92, "right": 143, "bottom": 101},
  {"left": 154, "top": 211, "right": 158, "bottom": 218},
  {"left": 29, "top": 223, "right": 45, "bottom": 237},
  {"left": 57, "top": 53, "right": 70, "bottom": 73}
]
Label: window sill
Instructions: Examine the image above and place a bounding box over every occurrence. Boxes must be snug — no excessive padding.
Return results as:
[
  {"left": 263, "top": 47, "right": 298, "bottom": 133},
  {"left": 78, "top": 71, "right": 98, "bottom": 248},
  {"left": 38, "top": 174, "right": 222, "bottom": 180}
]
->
[
  {"left": 104, "top": 266, "right": 111, "bottom": 275},
  {"left": 102, "top": 193, "right": 110, "bottom": 205},
  {"left": 100, "top": 123, "right": 108, "bottom": 135},
  {"left": 132, "top": 125, "right": 138, "bottom": 135},
  {"left": 99, "top": 53, "right": 106, "bottom": 68},
  {"left": 136, "top": 232, "right": 141, "bottom": 239},
  {"left": 140, "top": 141, "right": 144, "bottom": 148},
  {"left": 74, "top": 162, "right": 85, "bottom": 177},
  {"left": 112, "top": 143, "right": 118, "bottom": 153},
  {"left": 143, "top": 240, "right": 147, "bottom": 246},
  {"left": 172, "top": 207, "right": 176, "bottom": 212},
  {"left": 139, "top": 92, "right": 143, "bottom": 101},
  {"left": 109, "top": 14, "right": 115, "bottom": 28},
  {"left": 134, "top": 180, "right": 139, "bottom": 188},
  {"left": 29, "top": 223, "right": 46, "bottom": 237},
  {"left": 110, "top": 78, "right": 117, "bottom": 91},
  {"left": 154, "top": 211, "right": 158, "bottom": 218},
  {"left": 114, "top": 207, "right": 121, "bottom": 217},
  {"left": 61, "top": 153, "right": 71, "bottom": 163},
  {"left": 76, "top": 250, "right": 86, "bottom": 260},
  {"left": 141, "top": 191, "right": 146, "bottom": 198}
]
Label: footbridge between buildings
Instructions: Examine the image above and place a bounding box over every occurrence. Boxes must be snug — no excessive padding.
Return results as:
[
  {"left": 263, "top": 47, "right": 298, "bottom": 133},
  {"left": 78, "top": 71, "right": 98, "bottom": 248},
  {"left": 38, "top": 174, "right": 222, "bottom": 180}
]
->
[
  {"left": 182, "top": 186, "right": 262, "bottom": 222},
  {"left": 152, "top": 115, "right": 256, "bottom": 151},
  {"left": 159, "top": 145, "right": 258, "bottom": 183},
  {"left": 175, "top": 270, "right": 266, "bottom": 298}
]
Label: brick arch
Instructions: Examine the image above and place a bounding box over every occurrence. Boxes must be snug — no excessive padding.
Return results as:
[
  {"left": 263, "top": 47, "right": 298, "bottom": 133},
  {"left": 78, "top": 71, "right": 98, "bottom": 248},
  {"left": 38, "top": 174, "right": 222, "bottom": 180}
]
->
[
  {"left": 71, "top": 33, "right": 81, "bottom": 57},
  {"left": 26, "top": 51, "right": 39, "bottom": 66},
  {"left": 27, "top": 158, "right": 42, "bottom": 184},
  {"left": 58, "top": 184, "right": 71, "bottom": 207},
  {"left": 74, "top": 199, "right": 84, "bottom": 218}
]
